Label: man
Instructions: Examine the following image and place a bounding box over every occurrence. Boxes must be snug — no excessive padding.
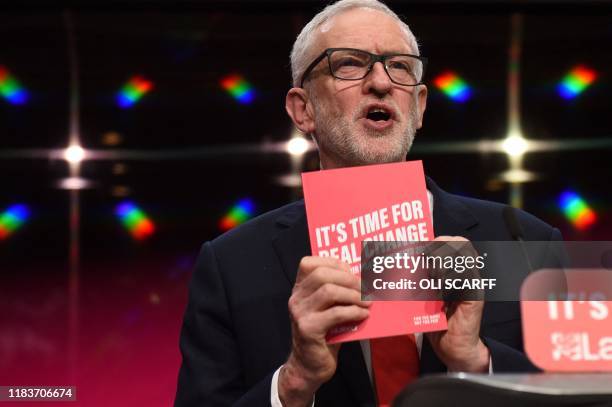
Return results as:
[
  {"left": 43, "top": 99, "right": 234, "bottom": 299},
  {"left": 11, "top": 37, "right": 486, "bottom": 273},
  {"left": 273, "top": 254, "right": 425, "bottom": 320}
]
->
[{"left": 175, "top": 1, "right": 561, "bottom": 406}]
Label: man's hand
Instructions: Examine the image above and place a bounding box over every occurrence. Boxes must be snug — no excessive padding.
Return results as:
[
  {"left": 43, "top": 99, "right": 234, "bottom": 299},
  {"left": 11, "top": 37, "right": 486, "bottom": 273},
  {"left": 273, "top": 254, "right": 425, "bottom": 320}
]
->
[
  {"left": 425, "top": 236, "right": 490, "bottom": 373},
  {"left": 279, "top": 256, "right": 371, "bottom": 407}
]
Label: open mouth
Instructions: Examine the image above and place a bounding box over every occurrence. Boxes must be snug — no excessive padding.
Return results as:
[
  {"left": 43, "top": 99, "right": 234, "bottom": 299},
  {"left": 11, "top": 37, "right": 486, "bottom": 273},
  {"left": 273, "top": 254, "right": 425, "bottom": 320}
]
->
[{"left": 365, "top": 107, "right": 392, "bottom": 122}]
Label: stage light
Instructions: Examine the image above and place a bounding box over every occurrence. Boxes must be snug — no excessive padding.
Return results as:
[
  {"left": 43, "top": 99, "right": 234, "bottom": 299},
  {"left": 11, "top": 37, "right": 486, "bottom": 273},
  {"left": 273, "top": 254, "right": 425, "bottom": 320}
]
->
[
  {"left": 64, "top": 145, "right": 85, "bottom": 164},
  {"left": 287, "top": 137, "right": 310, "bottom": 156},
  {"left": 498, "top": 169, "right": 537, "bottom": 184},
  {"left": 117, "top": 76, "right": 153, "bottom": 108},
  {"left": 0, "top": 204, "right": 29, "bottom": 240},
  {"left": 115, "top": 201, "right": 155, "bottom": 240},
  {"left": 57, "top": 177, "right": 92, "bottom": 190},
  {"left": 220, "top": 74, "right": 255, "bottom": 104},
  {"left": 0, "top": 66, "right": 28, "bottom": 105},
  {"left": 502, "top": 133, "right": 528, "bottom": 157},
  {"left": 433, "top": 71, "right": 471, "bottom": 102},
  {"left": 559, "top": 191, "right": 597, "bottom": 230},
  {"left": 219, "top": 198, "right": 255, "bottom": 231},
  {"left": 558, "top": 65, "right": 597, "bottom": 99},
  {"left": 275, "top": 174, "right": 302, "bottom": 188},
  {"left": 102, "top": 131, "right": 122, "bottom": 146}
]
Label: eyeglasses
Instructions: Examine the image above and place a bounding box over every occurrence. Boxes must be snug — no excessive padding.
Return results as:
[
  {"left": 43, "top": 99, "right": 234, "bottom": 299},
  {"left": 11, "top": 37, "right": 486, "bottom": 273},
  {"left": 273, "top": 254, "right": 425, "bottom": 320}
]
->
[{"left": 299, "top": 48, "right": 427, "bottom": 88}]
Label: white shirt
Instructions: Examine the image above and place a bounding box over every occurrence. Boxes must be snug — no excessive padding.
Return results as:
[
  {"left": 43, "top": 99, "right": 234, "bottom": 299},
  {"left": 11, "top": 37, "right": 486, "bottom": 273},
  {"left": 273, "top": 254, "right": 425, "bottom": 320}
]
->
[{"left": 271, "top": 191, "right": 492, "bottom": 406}]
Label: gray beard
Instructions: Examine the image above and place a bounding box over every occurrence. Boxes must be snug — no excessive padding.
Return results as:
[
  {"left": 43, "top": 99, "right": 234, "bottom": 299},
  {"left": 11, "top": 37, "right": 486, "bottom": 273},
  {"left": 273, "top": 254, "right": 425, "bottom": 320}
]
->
[{"left": 312, "top": 97, "right": 418, "bottom": 168}]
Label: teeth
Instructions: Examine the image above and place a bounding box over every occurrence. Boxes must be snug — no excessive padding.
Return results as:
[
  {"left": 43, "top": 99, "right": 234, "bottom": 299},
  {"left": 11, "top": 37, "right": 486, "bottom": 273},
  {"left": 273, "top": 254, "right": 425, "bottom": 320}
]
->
[{"left": 367, "top": 107, "right": 390, "bottom": 116}]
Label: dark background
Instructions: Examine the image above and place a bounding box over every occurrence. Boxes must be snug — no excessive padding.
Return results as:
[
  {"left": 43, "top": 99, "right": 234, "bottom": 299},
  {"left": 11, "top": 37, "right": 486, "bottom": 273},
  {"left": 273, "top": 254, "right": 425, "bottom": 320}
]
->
[{"left": 0, "top": 1, "right": 610, "bottom": 405}]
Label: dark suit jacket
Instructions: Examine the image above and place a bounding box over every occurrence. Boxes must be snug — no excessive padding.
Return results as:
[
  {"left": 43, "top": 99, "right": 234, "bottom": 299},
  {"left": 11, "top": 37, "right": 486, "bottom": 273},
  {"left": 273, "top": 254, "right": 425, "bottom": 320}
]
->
[{"left": 175, "top": 177, "right": 562, "bottom": 406}]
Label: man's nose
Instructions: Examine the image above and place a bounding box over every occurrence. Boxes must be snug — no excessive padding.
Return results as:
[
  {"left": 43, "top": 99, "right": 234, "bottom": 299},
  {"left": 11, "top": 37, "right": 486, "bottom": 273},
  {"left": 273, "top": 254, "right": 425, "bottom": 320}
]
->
[{"left": 363, "top": 61, "right": 392, "bottom": 95}]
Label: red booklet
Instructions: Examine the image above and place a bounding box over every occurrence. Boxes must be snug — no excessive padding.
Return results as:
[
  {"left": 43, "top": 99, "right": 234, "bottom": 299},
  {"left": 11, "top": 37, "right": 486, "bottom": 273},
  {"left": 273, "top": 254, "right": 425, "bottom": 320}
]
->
[{"left": 302, "top": 161, "right": 447, "bottom": 343}]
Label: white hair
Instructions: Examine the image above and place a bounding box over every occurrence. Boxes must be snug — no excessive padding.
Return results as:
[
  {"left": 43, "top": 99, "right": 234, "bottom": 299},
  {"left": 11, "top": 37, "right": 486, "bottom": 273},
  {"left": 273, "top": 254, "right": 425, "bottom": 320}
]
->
[{"left": 290, "top": 0, "right": 421, "bottom": 87}]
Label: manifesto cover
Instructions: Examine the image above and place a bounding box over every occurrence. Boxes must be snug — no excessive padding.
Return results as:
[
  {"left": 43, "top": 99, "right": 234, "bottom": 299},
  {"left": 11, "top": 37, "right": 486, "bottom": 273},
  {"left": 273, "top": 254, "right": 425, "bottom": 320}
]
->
[{"left": 302, "top": 161, "right": 447, "bottom": 343}]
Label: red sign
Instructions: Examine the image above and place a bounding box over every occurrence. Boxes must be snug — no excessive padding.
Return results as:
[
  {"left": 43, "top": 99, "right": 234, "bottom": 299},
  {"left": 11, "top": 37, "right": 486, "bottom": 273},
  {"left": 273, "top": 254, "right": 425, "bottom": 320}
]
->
[
  {"left": 301, "top": 161, "right": 447, "bottom": 343},
  {"left": 521, "top": 269, "right": 612, "bottom": 371}
]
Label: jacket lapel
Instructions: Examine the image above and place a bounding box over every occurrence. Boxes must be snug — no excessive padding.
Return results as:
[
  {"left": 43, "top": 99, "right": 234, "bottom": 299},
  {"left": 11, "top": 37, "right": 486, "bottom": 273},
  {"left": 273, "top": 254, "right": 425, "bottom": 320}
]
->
[
  {"left": 427, "top": 177, "right": 479, "bottom": 238},
  {"left": 271, "top": 201, "right": 310, "bottom": 286}
]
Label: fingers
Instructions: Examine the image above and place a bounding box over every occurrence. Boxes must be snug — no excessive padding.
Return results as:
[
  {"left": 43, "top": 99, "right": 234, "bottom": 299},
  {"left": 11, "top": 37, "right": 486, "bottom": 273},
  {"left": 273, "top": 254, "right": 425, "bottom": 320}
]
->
[
  {"left": 294, "top": 256, "right": 362, "bottom": 299},
  {"left": 289, "top": 256, "right": 370, "bottom": 337},
  {"left": 297, "top": 283, "right": 371, "bottom": 314},
  {"left": 294, "top": 305, "right": 370, "bottom": 338},
  {"left": 296, "top": 266, "right": 361, "bottom": 296},
  {"left": 434, "top": 235, "right": 468, "bottom": 242},
  {"left": 296, "top": 256, "right": 350, "bottom": 282}
]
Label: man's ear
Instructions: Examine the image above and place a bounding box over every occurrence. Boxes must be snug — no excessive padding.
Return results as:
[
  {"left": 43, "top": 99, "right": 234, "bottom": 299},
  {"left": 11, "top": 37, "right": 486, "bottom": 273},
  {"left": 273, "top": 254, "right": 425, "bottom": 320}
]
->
[
  {"left": 415, "top": 84, "right": 428, "bottom": 129},
  {"left": 285, "top": 87, "right": 316, "bottom": 134}
]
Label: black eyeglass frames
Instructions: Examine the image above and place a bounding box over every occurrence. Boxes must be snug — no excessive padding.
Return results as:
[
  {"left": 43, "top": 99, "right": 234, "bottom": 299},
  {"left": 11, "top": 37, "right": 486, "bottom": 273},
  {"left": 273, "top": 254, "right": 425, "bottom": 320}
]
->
[{"left": 299, "top": 48, "right": 427, "bottom": 88}]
